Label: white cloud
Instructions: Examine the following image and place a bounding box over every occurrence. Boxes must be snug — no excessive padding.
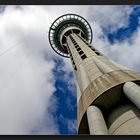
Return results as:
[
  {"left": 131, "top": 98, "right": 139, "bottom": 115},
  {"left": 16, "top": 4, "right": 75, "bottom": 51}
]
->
[
  {"left": 0, "top": 6, "right": 59, "bottom": 134},
  {"left": 90, "top": 9, "right": 140, "bottom": 72},
  {"left": 106, "top": 27, "right": 140, "bottom": 72},
  {"left": 88, "top": 5, "right": 133, "bottom": 33}
]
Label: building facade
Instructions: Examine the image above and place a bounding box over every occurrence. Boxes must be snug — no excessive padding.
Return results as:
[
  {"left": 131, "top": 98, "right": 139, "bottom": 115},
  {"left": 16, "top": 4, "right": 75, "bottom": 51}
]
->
[{"left": 49, "top": 14, "right": 140, "bottom": 135}]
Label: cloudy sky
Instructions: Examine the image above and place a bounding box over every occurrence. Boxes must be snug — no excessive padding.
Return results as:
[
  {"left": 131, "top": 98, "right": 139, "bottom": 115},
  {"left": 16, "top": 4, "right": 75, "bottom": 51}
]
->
[{"left": 0, "top": 5, "right": 140, "bottom": 135}]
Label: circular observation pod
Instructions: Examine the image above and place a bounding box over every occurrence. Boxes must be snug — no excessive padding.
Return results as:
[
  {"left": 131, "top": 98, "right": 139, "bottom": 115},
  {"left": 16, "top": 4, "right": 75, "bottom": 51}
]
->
[{"left": 48, "top": 14, "right": 93, "bottom": 58}]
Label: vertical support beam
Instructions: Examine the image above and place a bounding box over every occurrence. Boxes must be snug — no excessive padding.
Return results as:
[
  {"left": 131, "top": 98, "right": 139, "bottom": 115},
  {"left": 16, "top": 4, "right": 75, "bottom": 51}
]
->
[
  {"left": 77, "top": 82, "right": 81, "bottom": 104},
  {"left": 79, "top": 64, "right": 90, "bottom": 92},
  {"left": 123, "top": 82, "right": 140, "bottom": 109},
  {"left": 87, "top": 106, "right": 108, "bottom": 135},
  {"left": 93, "top": 57, "right": 114, "bottom": 74}
]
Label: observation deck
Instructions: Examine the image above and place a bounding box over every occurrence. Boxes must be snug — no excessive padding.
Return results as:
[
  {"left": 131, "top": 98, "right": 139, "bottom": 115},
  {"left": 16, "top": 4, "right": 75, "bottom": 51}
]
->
[{"left": 48, "top": 14, "right": 93, "bottom": 57}]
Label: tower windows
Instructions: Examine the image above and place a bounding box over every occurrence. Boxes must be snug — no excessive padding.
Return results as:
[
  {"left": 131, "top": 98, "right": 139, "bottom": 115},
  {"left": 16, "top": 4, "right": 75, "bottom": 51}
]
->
[
  {"left": 72, "top": 59, "right": 77, "bottom": 70},
  {"left": 67, "top": 46, "right": 77, "bottom": 71},
  {"left": 79, "top": 50, "right": 84, "bottom": 55},
  {"left": 71, "top": 57, "right": 73, "bottom": 60},
  {"left": 91, "top": 48, "right": 95, "bottom": 51},
  {"left": 74, "top": 42, "right": 77, "bottom": 45},
  {"left": 73, "top": 29, "right": 80, "bottom": 34},
  {"left": 75, "top": 44, "right": 79, "bottom": 48},
  {"left": 89, "top": 46, "right": 102, "bottom": 56},
  {"left": 62, "top": 36, "right": 66, "bottom": 44},
  {"left": 81, "top": 54, "right": 87, "bottom": 60},
  {"left": 74, "top": 65, "right": 77, "bottom": 71},
  {"left": 77, "top": 34, "right": 102, "bottom": 56},
  {"left": 69, "top": 34, "right": 87, "bottom": 60},
  {"left": 90, "top": 47, "right": 102, "bottom": 56},
  {"left": 95, "top": 51, "right": 101, "bottom": 56},
  {"left": 70, "top": 35, "right": 101, "bottom": 59},
  {"left": 77, "top": 33, "right": 89, "bottom": 45},
  {"left": 64, "top": 30, "right": 72, "bottom": 36},
  {"left": 77, "top": 48, "right": 81, "bottom": 52}
]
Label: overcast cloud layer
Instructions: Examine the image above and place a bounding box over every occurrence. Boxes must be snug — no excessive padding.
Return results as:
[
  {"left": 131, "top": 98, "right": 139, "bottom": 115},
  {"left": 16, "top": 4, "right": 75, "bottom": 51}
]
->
[{"left": 0, "top": 5, "right": 139, "bottom": 134}]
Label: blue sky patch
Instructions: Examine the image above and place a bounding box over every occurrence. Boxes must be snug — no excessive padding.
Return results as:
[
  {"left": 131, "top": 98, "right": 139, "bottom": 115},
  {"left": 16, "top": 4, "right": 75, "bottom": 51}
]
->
[
  {"left": 106, "top": 6, "right": 140, "bottom": 44},
  {"left": 52, "top": 58, "right": 77, "bottom": 134}
]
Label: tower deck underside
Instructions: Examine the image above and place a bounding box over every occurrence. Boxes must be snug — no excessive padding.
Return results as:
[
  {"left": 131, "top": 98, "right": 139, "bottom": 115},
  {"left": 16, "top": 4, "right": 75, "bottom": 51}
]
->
[
  {"left": 48, "top": 14, "right": 92, "bottom": 58},
  {"left": 65, "top": 33, "right": 140, "bottom": 135}
]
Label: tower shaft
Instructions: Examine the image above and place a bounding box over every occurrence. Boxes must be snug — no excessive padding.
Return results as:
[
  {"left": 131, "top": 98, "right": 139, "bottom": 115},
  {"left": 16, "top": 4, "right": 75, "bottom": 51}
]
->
[
  {"left": 49, "top": 14, "right": 140, "bottom": 135},
  {"left": 66, "top": 33, "right": 140, "bottom": 135}
]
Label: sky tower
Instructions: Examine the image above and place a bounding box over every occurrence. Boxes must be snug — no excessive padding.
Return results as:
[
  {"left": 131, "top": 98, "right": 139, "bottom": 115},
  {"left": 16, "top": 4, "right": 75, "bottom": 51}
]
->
[{"left": 48, "top": 14, "right": 140, "bottom": 135}]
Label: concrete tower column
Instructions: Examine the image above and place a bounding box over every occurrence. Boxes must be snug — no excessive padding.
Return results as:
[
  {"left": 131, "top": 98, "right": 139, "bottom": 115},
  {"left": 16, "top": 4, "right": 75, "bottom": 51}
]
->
[
  {"left": 77, "top": 82, "right": 81, "bottom": 103},
  {"left": 87, "top": 105, "right": 108, "bottom": 135},
  {"left": 79, "top": 64, "right": 90, "bottom": 92},
  {"left": 49, "top": 14, "right": 140, "bottom": 135},
  {"left": 123, "top": 82, "right": 140, "bottom": 109},
  {"left": 93, "top": 57, "right": 114, "bottom": 74}
]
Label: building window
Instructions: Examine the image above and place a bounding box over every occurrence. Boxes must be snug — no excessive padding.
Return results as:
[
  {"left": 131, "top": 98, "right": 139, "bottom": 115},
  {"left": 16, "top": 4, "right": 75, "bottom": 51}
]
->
[
  {"left": 69, "top": 34, "right": 87, "bottom": 61},
  {"left": 77, "top": 34, "right": 101, "bottom": 56},
  {"left": 75, "top": 44, "right": 79, "bottom": 48},
  {"left": 79, "top": 50, "right": 84, "bottom": 55},
  {"left": 67, "top": 44, "right": 77, "bottom": 71},
  {"left": 81, "top": 54, "right": 87, "bottom": 60},
  {"left": 91, "top": 48, "right": 95, "bottom": 51},
  {"left": 95, "top": 51, "right": 101, "bottom": 56},
  {"left": 77, "top": 48, "right": 81, "bottom": 52},
  {"left": 77, "top": 34, "right": 89, "bottom": 45},
  {"left": 73, "top": 42, "right": 76, "bottom": 45},
  {"left": 74, "top": 66, "right": 77, "bottom": 71}
]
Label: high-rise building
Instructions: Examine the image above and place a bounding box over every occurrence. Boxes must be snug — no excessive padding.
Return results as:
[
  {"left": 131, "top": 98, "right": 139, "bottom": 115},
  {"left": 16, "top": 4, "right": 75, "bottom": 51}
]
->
[{"left": 48, "top": 14, "right": 140, "bottom": 135}]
